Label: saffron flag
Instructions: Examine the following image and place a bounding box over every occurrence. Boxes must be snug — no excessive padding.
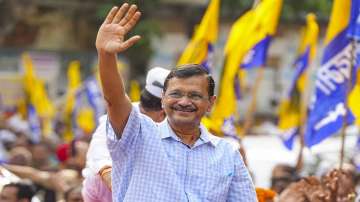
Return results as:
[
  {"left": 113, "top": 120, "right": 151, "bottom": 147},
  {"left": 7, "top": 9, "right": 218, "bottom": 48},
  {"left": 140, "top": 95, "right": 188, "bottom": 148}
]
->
[
  {"left": 305, "top": 0, "right": 358, "bottom": 147},
  {"left": 277, "top": 14, "right": 319, "bottom": 149},
  {"left": 177, "top": 0, "right": 219, "bottom": 72}
]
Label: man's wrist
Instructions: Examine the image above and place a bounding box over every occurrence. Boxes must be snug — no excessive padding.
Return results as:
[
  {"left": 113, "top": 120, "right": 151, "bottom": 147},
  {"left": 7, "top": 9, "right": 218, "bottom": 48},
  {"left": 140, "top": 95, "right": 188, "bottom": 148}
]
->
[{"left": 97, "top": 50, "right": 115, "bottom": 57}]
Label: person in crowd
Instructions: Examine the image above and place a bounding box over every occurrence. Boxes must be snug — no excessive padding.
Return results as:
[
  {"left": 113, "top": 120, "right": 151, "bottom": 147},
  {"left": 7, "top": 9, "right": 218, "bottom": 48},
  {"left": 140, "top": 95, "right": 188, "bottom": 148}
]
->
[
  {"left": 0, "top": 182, "right": 35, "bottom": 202},
  {"left": 278, "top": 168, "right": 356, "bottom": 202},
  {"left": 96, "top": 3, "right": 256, "bottom": 201},
  {"left": 64, "top": 186, "right": 83, "bottom": 202},
  {"left": 321, "top": 168, "right": 356, "bottom": 201},
  {"left": 270, "top": 164, "right": 300, "bottom": 194},
  {"left": 7, "top": 147, "right": 32, "bottom": 166},
  {"left": 278, "top": 176, "right": 329, "bottom": 202},
  {"left": 82, "top": 66, "right": 170, "bottom": 202},
  {"left": 2, "top": 140, "right": 88, "bottom": 202},
  {"left": 31, "top": 142, "right": 56, "bottom": 171},
  {"left": 56, "top": 141, "right": 89, "bottom": 173}
]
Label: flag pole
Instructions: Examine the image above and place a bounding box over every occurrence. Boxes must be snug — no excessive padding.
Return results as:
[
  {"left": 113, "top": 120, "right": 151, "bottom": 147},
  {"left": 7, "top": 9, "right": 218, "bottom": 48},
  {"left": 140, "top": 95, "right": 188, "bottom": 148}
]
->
[
  {"left": 339, "top": 40, "right": 356, "bottom": 169},
  {"left": 239, "top": 0, "right": 264, "bottom": 137},
  {"left": 295, "top": 68, "right": 311, "bottom": 171},
  {"left": 241, "top": 67, "right": 264, "bottom": 136}
]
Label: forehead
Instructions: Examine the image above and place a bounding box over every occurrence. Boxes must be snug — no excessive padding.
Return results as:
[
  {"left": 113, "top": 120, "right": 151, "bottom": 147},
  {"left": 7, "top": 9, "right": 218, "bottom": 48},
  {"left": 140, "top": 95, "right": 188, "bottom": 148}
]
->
[{"left": 166, "top": 75, "right": 208, "bottom": 93}]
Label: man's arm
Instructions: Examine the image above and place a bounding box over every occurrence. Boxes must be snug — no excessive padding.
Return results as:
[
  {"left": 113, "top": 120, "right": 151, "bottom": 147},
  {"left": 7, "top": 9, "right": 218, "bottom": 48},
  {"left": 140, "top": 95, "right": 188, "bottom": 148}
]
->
[
  {"left": 2, "top": 164, "right": 70, "bottom": 192},
  {"left": 95, "top": 3, "right": 141, "bottom": 137}
]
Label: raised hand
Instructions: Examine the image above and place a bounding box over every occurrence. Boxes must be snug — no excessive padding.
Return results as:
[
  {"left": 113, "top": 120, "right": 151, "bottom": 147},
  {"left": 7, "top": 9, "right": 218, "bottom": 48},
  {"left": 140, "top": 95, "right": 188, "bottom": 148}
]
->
[{"left": 96, "top": 3, "right": 141, "bottom": 54}]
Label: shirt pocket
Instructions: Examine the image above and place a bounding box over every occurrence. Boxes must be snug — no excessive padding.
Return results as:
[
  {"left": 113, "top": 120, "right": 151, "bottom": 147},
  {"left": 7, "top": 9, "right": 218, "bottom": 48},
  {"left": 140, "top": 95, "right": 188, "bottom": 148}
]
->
[{"left": 192, "top": 169, "right": 233, "bottom": 200}]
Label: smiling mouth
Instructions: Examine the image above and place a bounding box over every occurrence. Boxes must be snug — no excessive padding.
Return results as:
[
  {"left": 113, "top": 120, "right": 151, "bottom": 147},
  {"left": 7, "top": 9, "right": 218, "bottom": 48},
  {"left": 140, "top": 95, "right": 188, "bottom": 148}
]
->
[
  {"left": 175, "top": 109, "right": 195, "bottom": 113},
  {"left": 171, "top": 106, "right": 197, "bottom": 113}
]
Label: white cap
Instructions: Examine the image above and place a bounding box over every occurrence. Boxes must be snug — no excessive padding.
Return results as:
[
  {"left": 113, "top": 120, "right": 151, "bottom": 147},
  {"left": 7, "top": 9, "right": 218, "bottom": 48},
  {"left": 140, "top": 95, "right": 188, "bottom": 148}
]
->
[{"left": 145, "top": 67, "right": 170, "bottom": 98}]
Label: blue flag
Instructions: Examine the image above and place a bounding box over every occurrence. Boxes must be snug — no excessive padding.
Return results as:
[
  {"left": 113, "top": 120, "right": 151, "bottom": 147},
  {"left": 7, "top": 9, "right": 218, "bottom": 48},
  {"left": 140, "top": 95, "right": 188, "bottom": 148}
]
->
[
  {"left": 241, "top": 36, "right": 272, "bottom": 69},
  {"left": 201, "top": 43, "right": 215, "bottom": 73},
  {"left": 28, "top": 104, "right": 41, "bottom": 143},
  {"left": 305, "top": 31, "right": 356, "bottom": 147},
  {"left": 348, "top": 0, "right": 360, "bottom": 40},
  {"left": 221, "top": 116, "right": 241, "bottom": 141},
  {"left": 84, "top": 76, "right": 105, "bottom": 123},
  {"left": 305, "top": 0, "right": 358, "bottom": 147}
]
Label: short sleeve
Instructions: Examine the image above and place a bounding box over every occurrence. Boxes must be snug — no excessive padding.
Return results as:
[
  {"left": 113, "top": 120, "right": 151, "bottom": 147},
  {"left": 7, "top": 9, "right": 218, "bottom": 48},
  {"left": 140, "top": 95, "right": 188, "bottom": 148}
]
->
[{"left": 106, "top": 106, "right": 141, "bottom": 160}]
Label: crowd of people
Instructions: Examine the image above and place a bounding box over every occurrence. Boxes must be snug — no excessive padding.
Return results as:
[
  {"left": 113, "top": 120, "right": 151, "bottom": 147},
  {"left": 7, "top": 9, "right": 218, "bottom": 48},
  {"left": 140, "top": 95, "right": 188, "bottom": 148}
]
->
[{"left": 0, "top": 3, "right": 359, "bottom": 202}]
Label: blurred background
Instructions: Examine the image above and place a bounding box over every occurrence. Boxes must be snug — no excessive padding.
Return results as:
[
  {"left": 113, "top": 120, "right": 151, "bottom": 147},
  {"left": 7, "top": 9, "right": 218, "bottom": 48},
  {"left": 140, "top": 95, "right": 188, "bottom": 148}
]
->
[{"left": 1, "top": 0, "right": 360, "bottom": 201}]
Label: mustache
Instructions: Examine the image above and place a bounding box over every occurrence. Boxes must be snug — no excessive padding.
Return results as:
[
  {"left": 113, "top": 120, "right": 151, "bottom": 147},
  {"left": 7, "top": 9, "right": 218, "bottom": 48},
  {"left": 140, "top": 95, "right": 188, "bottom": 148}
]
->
[{"left": 171, "top": 104, "right": 197, "bottom": 112}]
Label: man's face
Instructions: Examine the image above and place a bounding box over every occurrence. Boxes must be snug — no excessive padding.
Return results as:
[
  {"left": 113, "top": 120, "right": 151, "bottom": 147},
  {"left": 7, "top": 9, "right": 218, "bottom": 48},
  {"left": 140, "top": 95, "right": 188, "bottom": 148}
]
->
[
  {"left": 162, "top": 75, "right": 215, "bottom": 127},
  {"left": 0, "top": 186, "right": 18, "bottom": 202}
]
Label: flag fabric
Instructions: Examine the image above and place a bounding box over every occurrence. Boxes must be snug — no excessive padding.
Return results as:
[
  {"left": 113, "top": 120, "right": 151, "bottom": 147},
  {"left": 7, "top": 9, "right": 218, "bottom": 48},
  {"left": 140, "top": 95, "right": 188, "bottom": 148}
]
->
[
  {"left": 177, "top": 0, "right": 219, "bottom": 72},
  {"left": 129, "top": 80, "right": 141, "bottom": 102},
  {"left": 83, "top": 76, "right": 105, "bottom": 123},
  {"left": 73, "top": 88, "right": 96, "bottom": 136},
  {"left": 241, "top": 36, "right": 271, "bottom": 69},
  {"left": 63, "top": 60, "right": 81, "bottom": 141},
  {"left": 347, "top": 0, "right": 360, "bottom": 40},
  {"left": 348, "top": 68, "right": 360, "bottom": 125},
  {"left": 27, "top": 104, "right": 41, "bottom": 143},
  {"left": 239, "top": 0, "right": 282, "bottom": 69},
  {"left": 22, "top": 53, "right": 55, "bottom": 141},
  {"left": 348, "top": 0, "right": 360, "bottom": 125},
  {"left": 221, "top": 116, "right": 241, "bottom": 141},
  {"left": 209, "top": 0, "right": 283, "bottom": 135},
  {"left": 277, "top": 14, "right": 319, "bottom": 149},
  {"left": 305, "top": 0, "right": 358, "bottom": 147},
  {"left": 22, "top": 53, "right": 41, "bottom": 142}
]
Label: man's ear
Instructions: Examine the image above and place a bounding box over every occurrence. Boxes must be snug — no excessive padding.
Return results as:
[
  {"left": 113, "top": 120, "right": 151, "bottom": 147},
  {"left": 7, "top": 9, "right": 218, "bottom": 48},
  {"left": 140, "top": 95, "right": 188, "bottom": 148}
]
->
[{"left": 207, "top": 96, "right": 216, "bottom": 113}]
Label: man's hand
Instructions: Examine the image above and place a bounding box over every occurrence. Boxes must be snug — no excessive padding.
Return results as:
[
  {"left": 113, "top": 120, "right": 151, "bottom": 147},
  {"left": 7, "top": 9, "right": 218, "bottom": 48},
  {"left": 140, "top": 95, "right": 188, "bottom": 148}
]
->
[
  {"left": 96, "top": 3, "right": 141, "bottom": 54},
  {"left": 96, "top": 3, "right": 140, "bottom": 136},
  {"left": 101, "top": 171, "right": 112, "bottom": 191}
]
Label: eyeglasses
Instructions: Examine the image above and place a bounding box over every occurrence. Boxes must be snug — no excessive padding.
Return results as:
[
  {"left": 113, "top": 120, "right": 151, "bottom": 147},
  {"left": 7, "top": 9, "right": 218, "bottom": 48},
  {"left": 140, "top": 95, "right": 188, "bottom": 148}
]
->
[{"left": 166, "top": 91, "right": 208, "bottom": 101}]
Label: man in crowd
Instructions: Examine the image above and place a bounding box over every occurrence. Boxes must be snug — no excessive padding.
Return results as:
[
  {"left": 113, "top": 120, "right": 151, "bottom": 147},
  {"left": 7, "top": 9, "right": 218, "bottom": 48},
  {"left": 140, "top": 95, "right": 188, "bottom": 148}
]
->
[
  {"left": 82, "top": 66, "right": 170, "bottom": 202},
  {"left": 96, "top": 2, "right": 256, "bottom": 201},
  {"left": 0, "top": 182, "right": 35, "bottom": 202}
]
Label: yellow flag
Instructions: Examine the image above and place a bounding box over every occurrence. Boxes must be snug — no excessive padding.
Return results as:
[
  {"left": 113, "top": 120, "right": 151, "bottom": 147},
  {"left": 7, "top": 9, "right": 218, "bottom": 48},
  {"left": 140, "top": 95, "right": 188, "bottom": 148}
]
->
[
  {"left": 349, "top": 69, "right": 360, "bottom": 125},
  {"left": 76, "top": 106, "right": 96, "bottom": 135},
  {"left": 129, "top": 80, "right": 141, "bottom": 102},
  {"left": 22, "top": 53, "right": 55, "bottom": 137},
  {"left": 22, "top": 53, "right": 36, "bottom": 94},
  {"left": 209, "top": 0, "right": 283, "bottom": 134},
  {"left": 177, "top": 0, "right": 219, "bottom": 66},
  {"left": 278, "top": 13, "right": 319, "bottom": 132},
  {"left": 323, "top": 0, "right": 351, "bottom": 46},
  {"left": 64, "top": 61, "right": 81, "bottom": 115},
  {"left": 63, "top": 60, "right": 81, "bottom": 141}
]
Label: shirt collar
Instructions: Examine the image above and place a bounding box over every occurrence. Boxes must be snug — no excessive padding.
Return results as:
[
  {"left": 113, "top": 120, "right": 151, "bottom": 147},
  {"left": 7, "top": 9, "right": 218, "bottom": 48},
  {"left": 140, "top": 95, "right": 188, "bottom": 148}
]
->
[{"left": 158, "top": 119, "right": 220, "bottom": 147}]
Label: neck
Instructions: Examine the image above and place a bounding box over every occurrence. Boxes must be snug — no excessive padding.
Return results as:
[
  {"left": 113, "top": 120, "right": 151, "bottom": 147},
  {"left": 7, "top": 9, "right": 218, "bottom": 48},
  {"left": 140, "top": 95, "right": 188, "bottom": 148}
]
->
[{"left": 168, "top": 121, "right": 200, "bottom": 146}]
